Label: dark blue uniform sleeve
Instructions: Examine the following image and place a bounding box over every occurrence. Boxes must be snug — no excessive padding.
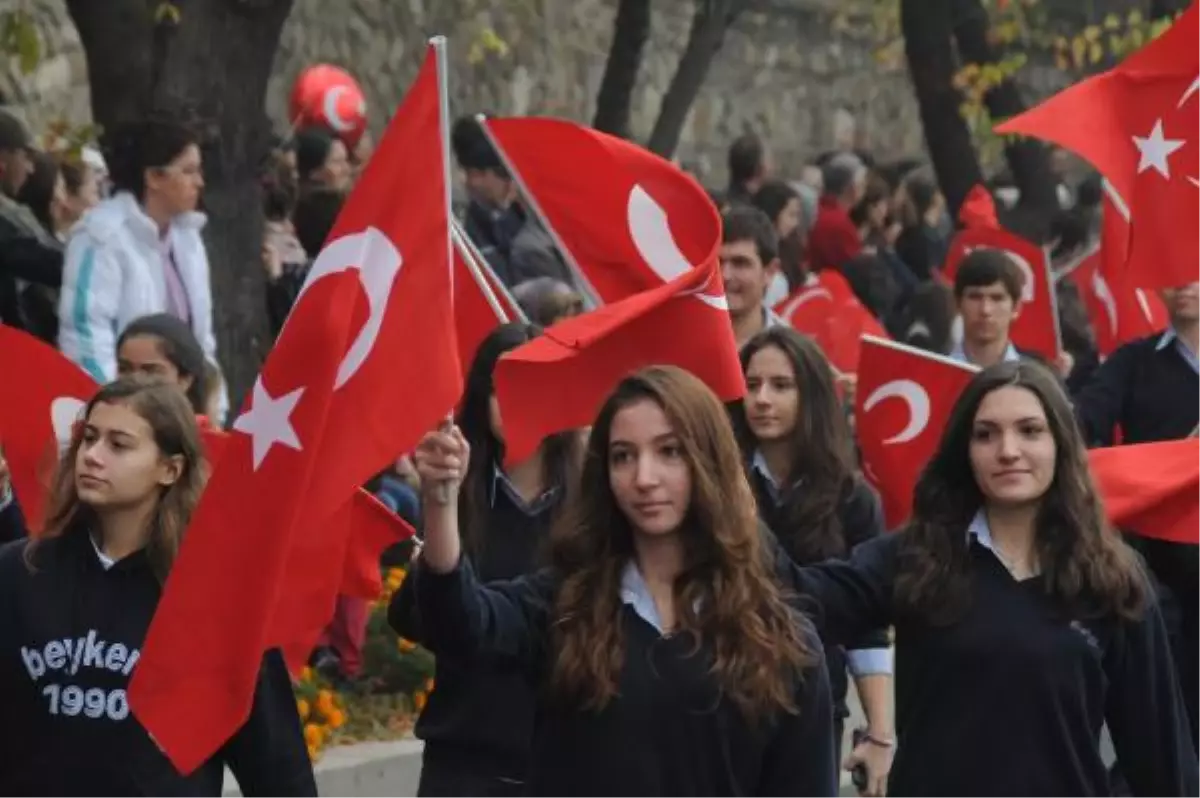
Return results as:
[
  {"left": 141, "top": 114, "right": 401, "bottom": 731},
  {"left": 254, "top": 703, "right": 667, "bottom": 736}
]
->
[
  {"left": 787, "top": 534, "right": 899, "bottom": 648},
  {"left": 221, "top": 649, "right": 317, "bottom": 796},
  {"left": 757, "top": 626, "right": 839, "bottom": 796},
  {"left": 1105, "top": 593, "right": 1199, "bottom": 797},
  {"left": 411, "top": 556, "right": 555, "bottom": 671},
  {"left": 0, "top": 489, "right": 29, "bottom": 544}
]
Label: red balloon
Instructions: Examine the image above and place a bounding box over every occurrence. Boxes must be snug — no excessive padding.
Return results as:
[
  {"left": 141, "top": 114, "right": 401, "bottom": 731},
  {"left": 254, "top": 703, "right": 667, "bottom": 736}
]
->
[{"left": 289, "top": 64, "right": 368, "bottom": 148}]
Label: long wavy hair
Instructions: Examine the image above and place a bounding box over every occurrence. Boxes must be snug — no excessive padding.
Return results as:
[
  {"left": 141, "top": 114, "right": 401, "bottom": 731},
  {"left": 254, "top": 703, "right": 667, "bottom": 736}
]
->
[
  {"left": 24, "top": 377, "right": 207, "bottom": 584},
  {"left": 456, "top": 323, "right": 581, "bottom": 557},
  {"left": 549, "top": 366, "right": 816, "bottom": 722},
  {"left": 894, "top": 360, "right": 1148, "bottom": 624},
  {"left": 732, "top": 328, "right": 857, "bottom": 561}
]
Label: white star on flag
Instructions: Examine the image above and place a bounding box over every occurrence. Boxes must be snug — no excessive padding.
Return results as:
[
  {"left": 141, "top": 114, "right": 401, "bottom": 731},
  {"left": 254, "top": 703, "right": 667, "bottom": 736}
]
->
[
  {"left": 232, "top": 377, "right": 305, "bottom": 470},
  {"left": 1133, "top": 119, "right": 1185, "bottom": 178}
]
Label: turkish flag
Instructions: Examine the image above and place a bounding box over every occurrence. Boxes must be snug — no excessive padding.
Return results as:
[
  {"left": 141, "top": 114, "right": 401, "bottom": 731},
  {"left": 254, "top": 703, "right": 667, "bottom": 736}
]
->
[
  {"left": 0, "top": 325, "right": 96, "bottom": 532},
  {"left": 1088, "top": 438, "right": 1199, "bottom": 545},
  {"left": 198, "top": 424, "right": 414, "bottom": 601},
  {"left": 775, "top": 271, "right": 888, "bottom": 374},
  {"left": 941, "top": 226, "right": 1061, "bottom": 359},
  {"left": 995, "top": 4, "right": 1198, "bottom": 289},
  {"left": 483, "top": 116, "right": 721, "bottom": 303},
  {"left": 129, "top": 42, "right": 460, "bottom": 774},
  {"left": 494, "top": 260, "right": 742, "bottom": 464},
  {"left": 1071, "top": 248, "right": 1168, "bottom": 357},
  {"left": 453, "top": 230, "right": 524, "bottom": 372},
  {"left": 855, "top": 335, "right": 979, "bottom": 528}
]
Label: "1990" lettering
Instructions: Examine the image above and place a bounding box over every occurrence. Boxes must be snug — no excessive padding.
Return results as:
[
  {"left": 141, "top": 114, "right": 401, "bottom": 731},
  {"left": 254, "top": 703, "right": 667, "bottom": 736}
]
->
[{"left": 41, "top": 683, "right": 129, "bottom": 721}]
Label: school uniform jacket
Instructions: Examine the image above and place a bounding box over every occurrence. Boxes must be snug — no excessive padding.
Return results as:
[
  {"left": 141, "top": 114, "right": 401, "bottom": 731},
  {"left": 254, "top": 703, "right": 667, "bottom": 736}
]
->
[{"left": 0, "top": 523, "right": 315, "bottom": 796}]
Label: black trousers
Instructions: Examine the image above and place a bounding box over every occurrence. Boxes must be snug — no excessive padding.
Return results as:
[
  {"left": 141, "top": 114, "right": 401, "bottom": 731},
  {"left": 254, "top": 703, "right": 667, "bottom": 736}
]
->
[{"left": 420, "top": 758, "right": 528, "bottom": 796}]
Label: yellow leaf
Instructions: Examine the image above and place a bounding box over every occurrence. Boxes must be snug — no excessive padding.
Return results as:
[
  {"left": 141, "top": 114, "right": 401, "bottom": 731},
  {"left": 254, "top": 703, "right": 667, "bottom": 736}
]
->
[
  {"left": 1071, "top": 36, "right": 1088, "bottom": 67},
  {"left": 1055, "top": 52, "right": 1070, "bottom": 71},
  {"left": 1127, "top": 9, "right": 1143, "bottom": 26},
  {"left": 1088, "top": 41, "right": 1103, "bottom": 64},
  {"left": 154, "top": 2, "right": 181, "bottom": 25},
  {"left": 1129, "top": 28, "right": 1145, "bottom": 49},
  {"left": 467, "top": 42, "right": 484, "bottom": 65},
  {"left": 1103, "top": 13, "right": 1121, "bottom": 30},
  {"left": 1083, "top": 25, "right": 1101, "bottom": 41}
]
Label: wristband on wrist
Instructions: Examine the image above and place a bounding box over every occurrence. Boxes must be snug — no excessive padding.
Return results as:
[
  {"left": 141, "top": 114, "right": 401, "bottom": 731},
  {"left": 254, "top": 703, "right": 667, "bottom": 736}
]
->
[{"left": 857, "top": 728, "right": 895, "bottom": 748}]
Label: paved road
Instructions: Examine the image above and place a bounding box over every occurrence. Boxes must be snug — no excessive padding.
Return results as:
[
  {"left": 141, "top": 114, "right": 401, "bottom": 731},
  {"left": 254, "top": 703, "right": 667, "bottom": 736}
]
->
[{"left": 227, "top": 688, "right": 1114, "bottom": 796}]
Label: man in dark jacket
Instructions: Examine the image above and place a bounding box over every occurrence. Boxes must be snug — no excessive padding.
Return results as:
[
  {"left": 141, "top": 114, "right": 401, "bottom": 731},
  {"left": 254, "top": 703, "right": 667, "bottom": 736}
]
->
[
  {"left": 0, "top": 109, "right": 64, "bottom": 342},
  {"left": 450, "top": 115, "right": 570, "bottom": 289}
]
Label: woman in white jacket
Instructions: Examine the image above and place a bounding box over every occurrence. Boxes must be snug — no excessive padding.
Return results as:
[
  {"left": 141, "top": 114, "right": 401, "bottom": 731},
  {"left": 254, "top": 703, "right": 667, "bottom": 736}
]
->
[{"left": 57, "top": 118, "right": 224, "bottom": 417}]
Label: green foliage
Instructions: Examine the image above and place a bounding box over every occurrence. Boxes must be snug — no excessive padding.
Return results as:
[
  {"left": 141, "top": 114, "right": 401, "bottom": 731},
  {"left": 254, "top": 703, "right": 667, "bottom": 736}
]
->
[{"left": 0, "top": 8, "right": 40, "bottom": 75}]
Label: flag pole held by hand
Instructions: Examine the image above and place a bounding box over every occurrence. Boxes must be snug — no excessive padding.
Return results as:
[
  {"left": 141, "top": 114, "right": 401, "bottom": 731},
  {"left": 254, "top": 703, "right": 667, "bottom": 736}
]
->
[{"left": 428, "top": 415, "right": 455, "bottom": 505}]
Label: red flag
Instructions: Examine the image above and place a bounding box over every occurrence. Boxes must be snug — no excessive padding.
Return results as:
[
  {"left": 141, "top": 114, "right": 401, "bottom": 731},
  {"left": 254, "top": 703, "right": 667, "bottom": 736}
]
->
[
  {"left": 775, "top": 271, "right": 888, "bottom": 374},
  {"left": 198, "top": 424, "right": 414, "bottom": 600},
  {"left": 958, "top": 184, "right": 1000, "bottom": 230},
  {"left": 855, "top": 335, "right": 979, "bottom": 528},
  {"left": 1088, "top": 438, "right": 1199, "bottom": 545},
  {"left": 1071, "top": 248, "right": 1168, "bottom": 357},
  {"left": 453, "top": 236, "right": 523, "bottom": 372},
  {"left": 0, "top": 325, "right": 97, "bottom": 531},
  {"left": 994, "top": 4, "right": 1199, "bottom": 289},
  {"left": 494, "top": 261, "right": 742, "bottom": 464},
  {"left": 942, "top": 226, "right": 1061, "bottom": 359},
  {"left": 483, "top": 117, "right": 721, "bottom": 303},
  {"left": 129, "top": 42, "right": 460, "bottom": 773}
]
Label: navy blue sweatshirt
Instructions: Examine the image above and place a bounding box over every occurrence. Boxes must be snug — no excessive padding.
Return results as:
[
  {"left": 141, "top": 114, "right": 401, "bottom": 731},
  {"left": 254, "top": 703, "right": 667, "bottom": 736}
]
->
[
  {"left": 0, "top": 525, "right": 316, "bottom": 796},
  {"left": 1074, "top": 332, "right": 1198, "bottom": 447},
  {"left": 409, "top": 558, "right": 837, "bottom": 796},
  {"left": 0, "top": 489, "right": 26, "bottom": 544},
  {"left": 748, "top": 469, "right": 891, "bottom": 721},
  {"left": 390, "top": 476, "right": 560, "bottom": 781},
  {"left": 791, "top": 532, "right": 1198, "bottom": 796}
]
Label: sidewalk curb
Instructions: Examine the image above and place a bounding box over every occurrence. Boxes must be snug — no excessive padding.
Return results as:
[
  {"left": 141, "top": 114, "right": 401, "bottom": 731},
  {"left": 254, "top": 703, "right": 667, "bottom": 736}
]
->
[{"left": 222, "top": 736, "right": 860, "bottom": 796}]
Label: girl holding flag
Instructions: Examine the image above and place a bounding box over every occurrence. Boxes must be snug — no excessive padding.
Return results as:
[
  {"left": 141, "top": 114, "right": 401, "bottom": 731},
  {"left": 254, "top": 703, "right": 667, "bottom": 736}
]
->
[
  {"left": 0, "top": 377, "right": 314, "bottom": 795},
  {"left": 390, "top": 322, "right": 583, "bottom": 796},
  {"left": 405, "top": 365, "right": 837, "bottom": 796}
]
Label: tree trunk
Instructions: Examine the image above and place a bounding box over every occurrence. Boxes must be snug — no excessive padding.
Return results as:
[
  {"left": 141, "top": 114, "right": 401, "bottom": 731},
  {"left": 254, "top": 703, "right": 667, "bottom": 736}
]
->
[
  {"left": 592, "top": 0, "right": 652, "bottom": 139},
  {"left": 951, "top": 0, "right": 1059, "bottom": 241},
  {"left": 901, "top": 0, "right": 983, "bottom": 220},
  {"left": 64, "top": 0, "right": 294, "bottom": 413},
  {"left": 646, "top": 0, "right": 744, "bottom": 158}
]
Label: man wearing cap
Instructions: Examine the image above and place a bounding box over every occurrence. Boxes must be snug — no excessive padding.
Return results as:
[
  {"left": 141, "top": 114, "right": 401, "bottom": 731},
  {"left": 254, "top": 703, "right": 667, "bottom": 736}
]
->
[{"left": 0, "top": 108, "right": 65, "bottom": 341}]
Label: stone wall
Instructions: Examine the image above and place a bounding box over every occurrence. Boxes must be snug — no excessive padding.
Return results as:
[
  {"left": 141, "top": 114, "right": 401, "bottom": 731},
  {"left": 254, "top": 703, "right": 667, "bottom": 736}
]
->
[{"left": 0, "top": 0, "right": 927, "bottom": 187}]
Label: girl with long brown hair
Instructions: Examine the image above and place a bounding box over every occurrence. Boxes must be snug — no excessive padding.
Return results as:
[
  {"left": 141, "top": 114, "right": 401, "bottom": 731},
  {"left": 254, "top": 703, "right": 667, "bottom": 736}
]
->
[
  {"left": 792, "top": 360, "right": 1197, "bottom": 796},
  {"left": 0, "top": 377, "right": 314, "bottom": 796},
  {"left": 405, "top": 365, "right": 835, "bottom": 795},
  {"left": 390, "top": 322, "right": 583, "bottom": 796},
  {"left": 733, "top": 327, "right": 894, "bottom": 795}
]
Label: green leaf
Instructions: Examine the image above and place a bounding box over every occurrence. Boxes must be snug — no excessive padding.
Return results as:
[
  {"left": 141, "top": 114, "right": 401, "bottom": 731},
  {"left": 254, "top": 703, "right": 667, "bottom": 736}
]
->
[{"left": 14, "top": 13, "right": 40, "bottom": 75}]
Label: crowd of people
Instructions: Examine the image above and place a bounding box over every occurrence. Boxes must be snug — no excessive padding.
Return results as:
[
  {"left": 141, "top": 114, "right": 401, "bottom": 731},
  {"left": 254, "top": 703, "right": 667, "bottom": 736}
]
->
[{"left": 0, "top": 64, "right": 1195, "bottom": 797}]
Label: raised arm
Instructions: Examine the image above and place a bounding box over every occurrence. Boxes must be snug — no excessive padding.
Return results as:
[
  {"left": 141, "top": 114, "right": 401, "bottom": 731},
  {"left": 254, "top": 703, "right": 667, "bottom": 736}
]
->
[
  {"left": 409, "top": 425, "right": 554, "bottom": 670},
  {"left": 785, "top": 533, "right": 900, "bottom": 648}
]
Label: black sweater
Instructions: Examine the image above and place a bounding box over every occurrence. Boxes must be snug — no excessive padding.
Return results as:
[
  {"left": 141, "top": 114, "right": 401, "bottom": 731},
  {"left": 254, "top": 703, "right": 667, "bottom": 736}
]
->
[
  {"left": 1074, "top": 332, "right": 1198, "bottom": 447},
  {"left": 0, "top": 492, "right": 26, "bottom": 545},
  {"left": 749, "top": 471, "right": 890, "bottom": 720},
  {"left": 410, "top": 558, "right": 837, "bottom": 796},
  {"left": 0, "top": 526, "right": 316, "bottom": 796},
  {"left": 791, "top": 532, "right": 1198, "bottom": 797},
  {"left": 390, "top": 481, "right": 559, "bottom": 780}
]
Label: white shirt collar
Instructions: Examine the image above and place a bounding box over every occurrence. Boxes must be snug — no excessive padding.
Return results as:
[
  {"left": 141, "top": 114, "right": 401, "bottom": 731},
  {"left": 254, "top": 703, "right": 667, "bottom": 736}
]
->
[{"left": 89, "top": 535, "right": 115, "bottom": 570}]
